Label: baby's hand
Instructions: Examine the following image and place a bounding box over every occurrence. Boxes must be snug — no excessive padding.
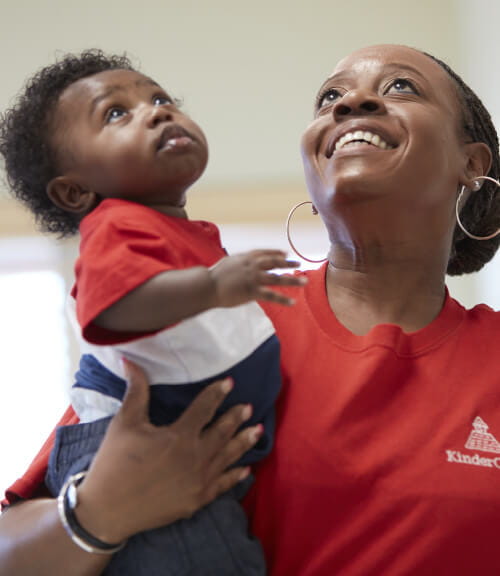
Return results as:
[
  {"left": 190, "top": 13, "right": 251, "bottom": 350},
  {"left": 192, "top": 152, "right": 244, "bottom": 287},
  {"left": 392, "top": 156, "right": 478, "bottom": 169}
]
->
[{"left": 208, "top": 249, "right": 307, "bottom": 307}]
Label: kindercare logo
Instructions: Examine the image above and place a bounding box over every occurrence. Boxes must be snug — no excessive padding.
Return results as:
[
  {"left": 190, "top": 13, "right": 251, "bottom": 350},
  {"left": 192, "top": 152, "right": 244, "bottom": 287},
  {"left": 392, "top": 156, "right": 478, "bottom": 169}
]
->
[{"left": 445, "top": 417, "right": 500, "bottom": 470}]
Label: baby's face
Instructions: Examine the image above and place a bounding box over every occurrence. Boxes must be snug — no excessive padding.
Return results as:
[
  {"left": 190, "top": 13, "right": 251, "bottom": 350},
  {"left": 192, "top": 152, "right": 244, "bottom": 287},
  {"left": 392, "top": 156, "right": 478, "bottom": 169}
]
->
[{"left": 51, "top": 69, "right": 208, "bottom": 207}]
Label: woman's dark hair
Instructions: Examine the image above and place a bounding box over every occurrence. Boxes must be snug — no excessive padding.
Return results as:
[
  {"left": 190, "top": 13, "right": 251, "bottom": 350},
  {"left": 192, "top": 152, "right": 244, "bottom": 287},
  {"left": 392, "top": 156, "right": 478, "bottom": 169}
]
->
[
  {"left": 425, "top": 53, "right": 500, "bottom": 275},
  {"left": 0, "top": 50, "right": 136, "bottom": 236}
]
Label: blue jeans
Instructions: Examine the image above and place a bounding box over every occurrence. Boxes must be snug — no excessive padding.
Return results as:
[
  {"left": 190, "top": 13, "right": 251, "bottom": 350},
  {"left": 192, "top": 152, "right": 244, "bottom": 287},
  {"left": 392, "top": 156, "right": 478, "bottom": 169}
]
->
[{"left": 46, "top": 417, "right": 266, "bottom": 576}]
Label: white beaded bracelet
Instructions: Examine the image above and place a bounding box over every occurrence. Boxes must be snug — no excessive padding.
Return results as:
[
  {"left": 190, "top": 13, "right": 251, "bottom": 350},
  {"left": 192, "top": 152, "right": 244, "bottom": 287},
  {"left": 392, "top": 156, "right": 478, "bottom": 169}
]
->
[{"left": 57, "top": 471, "right": 127, "bottom": 555}]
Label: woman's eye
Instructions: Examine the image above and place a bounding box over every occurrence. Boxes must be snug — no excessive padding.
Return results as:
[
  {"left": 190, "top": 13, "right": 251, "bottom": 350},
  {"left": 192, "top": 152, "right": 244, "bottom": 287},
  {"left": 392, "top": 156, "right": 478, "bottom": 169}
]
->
[
  {"left": 153, "top": 95, "right": 172, "bottom": 106},
  {"left": 385, "top": 78, "right": 418, "bottom": 95},
  {"left": 105, "top": 107, "right": 126, "bottom": 123},
  {"left": 317, "top": 88, "right": 342, "bottom": 110}
]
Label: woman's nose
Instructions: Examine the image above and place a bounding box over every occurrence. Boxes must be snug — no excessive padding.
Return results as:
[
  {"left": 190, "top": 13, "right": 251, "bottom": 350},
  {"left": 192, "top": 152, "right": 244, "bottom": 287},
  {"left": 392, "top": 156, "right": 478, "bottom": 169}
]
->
[{"left": 333, "top": 90, "right": 385, "bottom": 119}]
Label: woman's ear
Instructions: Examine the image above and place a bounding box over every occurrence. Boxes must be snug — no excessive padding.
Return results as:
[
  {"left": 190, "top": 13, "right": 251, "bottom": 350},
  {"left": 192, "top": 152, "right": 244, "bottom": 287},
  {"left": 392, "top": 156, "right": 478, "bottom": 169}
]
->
[
  {"left": 460, "top": 141, "right": 492, "bottom": 189},
  {"left": 46, "top": 176, "right": 98, "bottom": 214}
]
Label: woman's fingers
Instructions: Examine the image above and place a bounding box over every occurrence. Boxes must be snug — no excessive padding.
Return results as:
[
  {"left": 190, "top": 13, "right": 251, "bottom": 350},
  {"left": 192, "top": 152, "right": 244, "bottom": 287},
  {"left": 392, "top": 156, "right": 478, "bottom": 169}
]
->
[
  {"left": 174, "top": 377, "right": 234, "bottom": 434},
  {"left": 73, "top": 362, "right": 266, "bottom": 539},
  {"left": 116, "top": 358, "right": 151, "bottom": 426},
  {"left": 117, "top": 364, "right": 262, "bottom": 484},
  {"left": 197, "top": 423, "right": 262, "bottom": 506},
  {"left": 201, "top": 403, "right": 252, "bottom": 453},
  {"left": 208, "top": 423, "right": 263, "bottom": 478},
  {"left": 207, "top": 466, "right": 252, "bottom": 503},
  {"left": 250, "top": 251, "right": 301, "bottom": 272},
  {"left": 256, "top": 287, "right": 296, "bottom": 306}
]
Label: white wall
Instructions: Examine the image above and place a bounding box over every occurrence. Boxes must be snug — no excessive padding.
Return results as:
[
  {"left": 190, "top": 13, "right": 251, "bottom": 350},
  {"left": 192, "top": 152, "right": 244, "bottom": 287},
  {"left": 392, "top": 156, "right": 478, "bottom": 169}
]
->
[
  {"left": 457, "top": 0, "right": 500, "bottom": 309},
  {"left": 0, "top": 0, "right": 460, "bottom": 185}
]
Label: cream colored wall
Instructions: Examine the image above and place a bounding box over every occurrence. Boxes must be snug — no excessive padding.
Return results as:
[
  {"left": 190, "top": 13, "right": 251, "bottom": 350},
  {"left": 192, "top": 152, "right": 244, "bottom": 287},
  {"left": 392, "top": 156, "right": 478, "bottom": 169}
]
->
[{"left": 0, "top": 0, "right": 460, "bottom": 222}]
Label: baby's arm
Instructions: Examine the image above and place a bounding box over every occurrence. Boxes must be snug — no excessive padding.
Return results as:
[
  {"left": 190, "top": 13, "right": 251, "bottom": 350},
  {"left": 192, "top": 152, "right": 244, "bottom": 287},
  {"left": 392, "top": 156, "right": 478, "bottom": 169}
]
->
[{"left": 94, "top": 249, "right": 305, "bottom": 333}]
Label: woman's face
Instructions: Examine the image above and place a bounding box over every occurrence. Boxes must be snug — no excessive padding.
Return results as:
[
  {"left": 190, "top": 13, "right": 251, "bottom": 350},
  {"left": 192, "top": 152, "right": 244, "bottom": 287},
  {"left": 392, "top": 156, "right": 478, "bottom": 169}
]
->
[{"left": 301, "top": 45, "right": 468, "bottom": 231}]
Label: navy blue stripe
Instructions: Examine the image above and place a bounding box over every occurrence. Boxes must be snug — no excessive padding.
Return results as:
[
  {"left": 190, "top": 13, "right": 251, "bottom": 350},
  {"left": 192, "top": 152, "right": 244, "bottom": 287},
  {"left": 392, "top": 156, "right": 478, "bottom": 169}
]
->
[
  {"left": 74, "top": 354, "right": 127, "bottom": 400},
  {"left": 73, "top": 336, "right": 281, "bottom": 465}
]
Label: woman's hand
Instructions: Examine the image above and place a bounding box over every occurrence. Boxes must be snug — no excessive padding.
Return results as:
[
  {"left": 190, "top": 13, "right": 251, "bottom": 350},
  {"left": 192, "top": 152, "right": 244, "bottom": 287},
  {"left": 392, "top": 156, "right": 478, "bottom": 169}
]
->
[
  {"left": 74, "top": 360, "right": 261, "bottom": 544},
  {"left": 0, "top": 361, "right": 260, "bottom": 576}
]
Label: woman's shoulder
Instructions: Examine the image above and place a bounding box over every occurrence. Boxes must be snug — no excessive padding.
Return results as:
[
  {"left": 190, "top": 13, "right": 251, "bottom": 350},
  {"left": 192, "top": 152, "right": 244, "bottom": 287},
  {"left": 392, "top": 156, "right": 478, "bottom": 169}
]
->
[{"left": 459, "top": 299, "right": 500, "bottom": 329}]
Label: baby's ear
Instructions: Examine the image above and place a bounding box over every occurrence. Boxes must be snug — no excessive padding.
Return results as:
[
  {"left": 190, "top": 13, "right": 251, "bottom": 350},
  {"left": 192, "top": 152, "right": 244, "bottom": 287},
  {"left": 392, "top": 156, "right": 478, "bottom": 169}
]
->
[{"left": 46, "top": 176, "right": 98, "bottom": 214}]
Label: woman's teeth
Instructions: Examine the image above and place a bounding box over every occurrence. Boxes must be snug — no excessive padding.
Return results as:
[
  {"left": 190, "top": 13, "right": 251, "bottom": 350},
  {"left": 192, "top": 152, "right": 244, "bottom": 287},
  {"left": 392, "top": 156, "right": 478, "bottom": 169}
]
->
[{"left": 335, "top": 130, "right": 392, "bottom": 151}]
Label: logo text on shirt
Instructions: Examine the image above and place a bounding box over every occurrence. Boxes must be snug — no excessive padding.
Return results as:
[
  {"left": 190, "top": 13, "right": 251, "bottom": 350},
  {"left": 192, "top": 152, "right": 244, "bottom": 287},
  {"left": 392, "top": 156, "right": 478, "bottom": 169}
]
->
[{"left": 445, "top": 417, "right": 500, "bottom": 470}]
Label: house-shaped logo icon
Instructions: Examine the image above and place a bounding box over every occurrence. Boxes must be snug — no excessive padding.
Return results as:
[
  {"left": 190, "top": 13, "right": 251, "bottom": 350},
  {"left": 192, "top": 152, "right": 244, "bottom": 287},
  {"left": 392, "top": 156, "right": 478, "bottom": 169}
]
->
[{"left": 465, "top": 417, "right": 500, "bottom": 454}]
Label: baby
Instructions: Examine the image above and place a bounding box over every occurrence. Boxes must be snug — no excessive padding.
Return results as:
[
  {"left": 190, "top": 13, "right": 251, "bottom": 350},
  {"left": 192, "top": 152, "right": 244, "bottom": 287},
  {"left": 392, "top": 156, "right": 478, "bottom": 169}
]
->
[{"left": 0, "top": 50, "right": 305, "bottom": 575}]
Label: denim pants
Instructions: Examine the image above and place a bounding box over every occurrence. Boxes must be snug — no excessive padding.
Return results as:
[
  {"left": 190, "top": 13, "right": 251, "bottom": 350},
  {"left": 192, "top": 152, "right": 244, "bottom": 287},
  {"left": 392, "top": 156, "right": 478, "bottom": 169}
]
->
[{"left": 46, "top": 417, "right": 266, "bottom": 576}]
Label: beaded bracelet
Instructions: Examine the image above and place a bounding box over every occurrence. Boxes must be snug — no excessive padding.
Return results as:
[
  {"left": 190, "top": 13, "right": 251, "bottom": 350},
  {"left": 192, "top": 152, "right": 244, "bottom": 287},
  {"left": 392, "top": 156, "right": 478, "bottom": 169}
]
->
[{"left": 57, "top": 471, "right": 127, "bottom": 555}]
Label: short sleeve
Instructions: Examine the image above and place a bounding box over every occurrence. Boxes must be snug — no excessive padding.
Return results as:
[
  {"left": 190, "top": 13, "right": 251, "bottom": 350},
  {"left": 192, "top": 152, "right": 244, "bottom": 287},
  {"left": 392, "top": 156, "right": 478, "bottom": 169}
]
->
[{"left": 74, "top": 201, "right": 182, "bottom": 343}]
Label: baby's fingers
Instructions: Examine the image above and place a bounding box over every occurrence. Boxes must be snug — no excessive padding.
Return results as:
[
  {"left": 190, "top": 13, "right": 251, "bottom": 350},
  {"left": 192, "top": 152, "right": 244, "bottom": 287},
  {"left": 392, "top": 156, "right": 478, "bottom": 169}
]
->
[
  {"left": 256, "top": 287, "right": 297, "bottom": 306},
  {"left": 278, "top": 258, "right": 302, "bottom": 269},
  {"left": 259, "top": 272, "right": 307, "bottom": 287},
  {"left": 257, "top": 255, "right": 301, "bottom": 271}
]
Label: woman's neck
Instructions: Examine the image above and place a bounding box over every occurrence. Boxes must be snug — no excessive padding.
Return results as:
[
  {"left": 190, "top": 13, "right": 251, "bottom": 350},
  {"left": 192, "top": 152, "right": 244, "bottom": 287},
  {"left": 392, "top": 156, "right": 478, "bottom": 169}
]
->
[{"left": 325, "top": 248, "right": 447, "bottom": 335}]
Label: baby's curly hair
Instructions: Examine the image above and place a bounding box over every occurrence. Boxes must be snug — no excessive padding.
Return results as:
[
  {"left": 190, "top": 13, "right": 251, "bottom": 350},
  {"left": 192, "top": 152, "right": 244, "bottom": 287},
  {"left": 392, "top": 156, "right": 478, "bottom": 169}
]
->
[
  {"left": 425, "top": 53, "right": 500, "bottom": 276},
  {"left": 0, "top": 50, "right": 136, "bottom": 236}
]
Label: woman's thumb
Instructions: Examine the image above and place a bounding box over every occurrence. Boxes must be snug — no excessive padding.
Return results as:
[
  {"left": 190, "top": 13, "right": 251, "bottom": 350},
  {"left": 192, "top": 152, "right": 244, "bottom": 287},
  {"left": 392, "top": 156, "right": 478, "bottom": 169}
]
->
[{"left": 119, "top": 358, "right": 151, "bottom": 425}]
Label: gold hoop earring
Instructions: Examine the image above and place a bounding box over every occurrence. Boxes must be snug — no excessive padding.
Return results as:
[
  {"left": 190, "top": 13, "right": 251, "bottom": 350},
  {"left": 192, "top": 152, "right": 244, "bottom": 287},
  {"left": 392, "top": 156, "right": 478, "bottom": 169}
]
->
[
  {"left": 286, "top": 201, "right": 328, "bottom": 263},
  {"left": 455, "top": 175, "right": 500, "bottom": 241}
]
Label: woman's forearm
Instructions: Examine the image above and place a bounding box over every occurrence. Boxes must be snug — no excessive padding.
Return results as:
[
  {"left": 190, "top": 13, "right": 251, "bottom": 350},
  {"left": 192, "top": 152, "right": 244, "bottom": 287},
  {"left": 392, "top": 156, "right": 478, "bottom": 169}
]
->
[
  {"left": 0, "top": 499, "right": 111, "bottom": 576},
  {"left": 0, "top": 366, "right": 260, "bottom": 576}
]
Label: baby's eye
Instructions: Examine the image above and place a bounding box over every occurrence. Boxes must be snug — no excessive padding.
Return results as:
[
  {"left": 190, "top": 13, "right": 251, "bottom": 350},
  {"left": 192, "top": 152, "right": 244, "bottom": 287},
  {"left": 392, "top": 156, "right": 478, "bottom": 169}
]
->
[
  {"left": 153, "top": 95, "right": 173, "bottom": 106},
  {"left": 316, "top": 88, "right": 342, "bottom": 110},
  {"left": 105, "top": 107, "right": 126, "bottom": 123},
  {"left": 385, "top": 78, "right": 418, "bottom": 95}
]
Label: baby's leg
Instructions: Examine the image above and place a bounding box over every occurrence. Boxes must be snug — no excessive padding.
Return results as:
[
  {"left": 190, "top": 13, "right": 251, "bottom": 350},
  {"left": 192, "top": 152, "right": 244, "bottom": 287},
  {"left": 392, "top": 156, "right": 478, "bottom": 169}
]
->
[
  {"left": 105, "top": 476, "right": 266, "bottom": 576},
  {"left": 45, "top": 416, "right": 112, "bottom": 496}
]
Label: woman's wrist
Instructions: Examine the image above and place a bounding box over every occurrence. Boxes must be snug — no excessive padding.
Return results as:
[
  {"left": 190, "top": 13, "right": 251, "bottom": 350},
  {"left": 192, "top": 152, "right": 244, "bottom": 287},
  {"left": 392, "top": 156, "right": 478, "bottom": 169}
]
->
[
  {"left": 67, "top": 474, "right": 132, "bottom": 546},
  {"left": 58, "top": 472, "right": 127, "bottom": 554}
]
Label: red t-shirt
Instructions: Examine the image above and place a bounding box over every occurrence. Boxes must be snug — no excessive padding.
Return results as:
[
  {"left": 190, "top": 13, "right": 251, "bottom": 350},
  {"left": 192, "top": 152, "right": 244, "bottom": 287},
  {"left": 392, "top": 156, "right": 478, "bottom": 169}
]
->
[
  {"left": 74, "top": 197, "right": 226, "bottom": 344},
  {"left": 4, "top": 265, "right": 500, "bottom": 575},
  {"left": 247, "top": 265, "right": 500, "bottom": 575}
]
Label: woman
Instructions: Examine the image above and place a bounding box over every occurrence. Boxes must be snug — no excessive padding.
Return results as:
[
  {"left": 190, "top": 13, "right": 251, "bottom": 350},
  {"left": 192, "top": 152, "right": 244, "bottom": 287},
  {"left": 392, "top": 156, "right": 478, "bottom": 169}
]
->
[{"left": 1, "top": 44, "right": 499, "bottom": 575}]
